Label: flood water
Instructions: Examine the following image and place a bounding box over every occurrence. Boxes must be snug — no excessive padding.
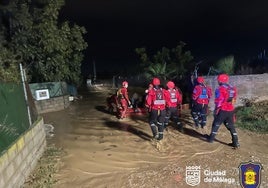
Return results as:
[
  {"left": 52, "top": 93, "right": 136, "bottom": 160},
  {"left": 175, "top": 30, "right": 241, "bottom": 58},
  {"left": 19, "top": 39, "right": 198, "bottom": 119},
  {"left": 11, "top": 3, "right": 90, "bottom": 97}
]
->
[{"left": 42, "top": 87, "right": 268, "bottom": 188}]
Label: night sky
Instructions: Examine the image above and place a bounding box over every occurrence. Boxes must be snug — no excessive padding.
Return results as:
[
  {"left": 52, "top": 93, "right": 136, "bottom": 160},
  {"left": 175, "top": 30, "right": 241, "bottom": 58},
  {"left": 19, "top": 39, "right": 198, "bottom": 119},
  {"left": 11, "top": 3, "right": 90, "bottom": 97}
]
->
[{"left": 60, "top": 0, "right": 268, "bottom": 73}]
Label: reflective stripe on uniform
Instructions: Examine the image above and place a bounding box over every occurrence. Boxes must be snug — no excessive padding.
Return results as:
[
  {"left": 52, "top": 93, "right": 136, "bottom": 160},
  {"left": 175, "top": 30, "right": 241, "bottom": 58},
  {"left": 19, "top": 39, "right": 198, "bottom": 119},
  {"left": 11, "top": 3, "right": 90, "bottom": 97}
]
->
[
  {"left": 171, "top": 99, "right": 177, "bottom": 103},
  {"left": 154, "top": 100, "right": 165, "bottom": 105}
]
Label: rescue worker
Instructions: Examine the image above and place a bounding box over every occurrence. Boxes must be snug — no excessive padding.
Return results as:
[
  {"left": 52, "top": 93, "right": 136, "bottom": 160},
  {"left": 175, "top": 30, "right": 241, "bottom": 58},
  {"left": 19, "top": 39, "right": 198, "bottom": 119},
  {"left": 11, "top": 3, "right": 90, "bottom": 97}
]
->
[
  {"left": 117, "top": 81, "right": 131, "bottom": 119},
  {"left": 164, "top": 81, "right": 183, "bottom": 132},
  {"left": 131, "top": 92, "right": 142, "bottom": 112},
  {"left": 146, "top": 78, "right": 167, "bottom": 140},
  {"left": 145, "top": 83, "right": 153, "bottom": 94},
  {"left": 208, "top": 74, "right": 240, "bottom": 148},
  {"left": 107, "top": 93, "right": 119, "bottom": 114},
  {"left": 142, "top": 83, "right": 153, "bottom": 108},
  {"left": 191, "top": 76, "right": 212, "bottom": 129}
]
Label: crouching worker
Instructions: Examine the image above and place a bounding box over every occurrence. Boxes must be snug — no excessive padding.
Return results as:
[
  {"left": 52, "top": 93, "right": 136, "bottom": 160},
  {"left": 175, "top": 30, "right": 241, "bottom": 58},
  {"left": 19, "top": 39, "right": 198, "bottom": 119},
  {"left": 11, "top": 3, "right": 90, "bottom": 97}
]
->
[
  {"left": 146, "top": 78, "right": 167, "bottom": 140},
  {"left": 107, "top": 93, "right": 119, "bottom": 114}
]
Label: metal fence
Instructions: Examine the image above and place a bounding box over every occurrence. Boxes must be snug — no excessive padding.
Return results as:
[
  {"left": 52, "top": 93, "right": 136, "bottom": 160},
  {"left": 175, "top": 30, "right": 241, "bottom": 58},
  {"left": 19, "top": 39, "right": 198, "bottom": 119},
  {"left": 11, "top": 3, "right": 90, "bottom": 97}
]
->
[{"left": 0, "top": 83, "right": 34, "bottom": 153}]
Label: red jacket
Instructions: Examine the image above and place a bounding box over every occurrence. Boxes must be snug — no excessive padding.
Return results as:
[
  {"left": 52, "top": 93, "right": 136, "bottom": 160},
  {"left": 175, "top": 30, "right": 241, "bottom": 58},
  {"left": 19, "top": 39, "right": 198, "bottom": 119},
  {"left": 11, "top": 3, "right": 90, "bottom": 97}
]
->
[
  {"left": 215, "top": 84, "right": 237, "bottom": 111},
  {"left": 117, "top": 87, "right": 130, "bottom": 104},
  {"left": 192, "top": 84, "right": 212, "bottom": 104},
  {"left": 165, "top": 88, "right": 182, "bottom": 107},
  {"left": 146, "top": 88, "right": 167, "bottom": 110}
]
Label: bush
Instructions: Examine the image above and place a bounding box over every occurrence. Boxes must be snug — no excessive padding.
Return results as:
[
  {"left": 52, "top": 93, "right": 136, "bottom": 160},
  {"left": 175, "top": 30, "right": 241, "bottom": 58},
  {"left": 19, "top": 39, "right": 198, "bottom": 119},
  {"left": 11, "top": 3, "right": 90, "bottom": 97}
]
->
[
  {"left": 236, "top": 100, "right": 268, "bottom": 133},
  {"left": 215, "top": 55, "right": 235, "bottom": 75}
]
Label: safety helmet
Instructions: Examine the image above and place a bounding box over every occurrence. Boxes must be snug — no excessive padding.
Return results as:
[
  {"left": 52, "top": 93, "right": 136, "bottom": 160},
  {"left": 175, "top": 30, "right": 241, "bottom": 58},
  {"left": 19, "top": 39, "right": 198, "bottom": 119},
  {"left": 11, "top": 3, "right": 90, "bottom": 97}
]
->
[
  {"left": 217, "top": 74, "right": 229, "bottom": 83},
  {"left": 152, "top": 77, "right": 160, "bottom": 86},
  {"left": 197, "top": 76, "right": 204, "bottom": 84},
  {"left": 166, "top": 81, "right": 175, "bottom": 89},
  {"left": 122, "top": 81, "right": 128, "bottom": 87}
]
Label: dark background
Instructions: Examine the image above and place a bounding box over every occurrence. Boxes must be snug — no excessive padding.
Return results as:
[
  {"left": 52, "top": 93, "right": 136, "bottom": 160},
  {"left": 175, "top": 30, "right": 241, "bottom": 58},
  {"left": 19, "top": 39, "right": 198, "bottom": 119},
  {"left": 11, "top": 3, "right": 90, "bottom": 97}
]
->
[{"left": 59, "top": 0, "right": 268, "bottom": 75}]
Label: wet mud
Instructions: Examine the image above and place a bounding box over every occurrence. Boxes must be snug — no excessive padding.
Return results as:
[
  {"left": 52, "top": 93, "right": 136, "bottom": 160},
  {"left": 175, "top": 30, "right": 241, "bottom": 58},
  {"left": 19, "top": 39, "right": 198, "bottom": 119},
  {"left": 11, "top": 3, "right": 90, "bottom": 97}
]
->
[{"left": 42, "top": 88, "right": 268, "bottom": 188}]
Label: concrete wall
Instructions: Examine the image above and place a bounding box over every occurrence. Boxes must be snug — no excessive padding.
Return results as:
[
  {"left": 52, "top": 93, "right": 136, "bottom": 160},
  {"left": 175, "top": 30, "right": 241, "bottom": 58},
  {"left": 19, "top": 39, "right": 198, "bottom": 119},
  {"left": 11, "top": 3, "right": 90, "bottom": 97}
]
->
[
  {"left": 34, "top": 95, "right": 70, "bottom": 114},
  {"left": 204, "top": 73, "right": 268, "bottom": 111},
  {"left": 0, "top": 117, "right": 46, "bottom": 188}
]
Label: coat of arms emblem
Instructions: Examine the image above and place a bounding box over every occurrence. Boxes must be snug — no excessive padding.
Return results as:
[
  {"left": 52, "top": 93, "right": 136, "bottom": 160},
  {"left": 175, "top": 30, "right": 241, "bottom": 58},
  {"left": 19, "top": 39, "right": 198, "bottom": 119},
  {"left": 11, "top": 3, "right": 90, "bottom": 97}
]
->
[
  {"left": 239, "top": 161, "right": 262, "bottom": 188},
  {"left": 186, "top": 166, "right": 201, "bottom": 186}
]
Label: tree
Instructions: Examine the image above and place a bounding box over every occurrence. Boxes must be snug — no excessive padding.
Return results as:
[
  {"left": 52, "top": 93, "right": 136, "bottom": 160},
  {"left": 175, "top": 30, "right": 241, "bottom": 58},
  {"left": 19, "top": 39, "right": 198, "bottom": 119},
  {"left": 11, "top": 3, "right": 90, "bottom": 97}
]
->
[
  {"left": 135, "top": 42, "right": 193, "bottom": 81},
  {"left": 215, "top": 55, "right": 235, "bottom": 75},
  {"left": 0, "top": 0, "right": 88, "bottom": 84}
]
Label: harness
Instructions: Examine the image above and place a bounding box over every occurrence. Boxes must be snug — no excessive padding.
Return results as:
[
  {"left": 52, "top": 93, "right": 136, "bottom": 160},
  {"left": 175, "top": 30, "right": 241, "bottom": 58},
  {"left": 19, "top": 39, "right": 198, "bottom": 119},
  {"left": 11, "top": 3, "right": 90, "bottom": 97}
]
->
[
  {"left": 153, "top": 88, "right": 165, "bottom": 105},
  {"left": 168, "top": 89, "right": 177, "bottom": 103}
]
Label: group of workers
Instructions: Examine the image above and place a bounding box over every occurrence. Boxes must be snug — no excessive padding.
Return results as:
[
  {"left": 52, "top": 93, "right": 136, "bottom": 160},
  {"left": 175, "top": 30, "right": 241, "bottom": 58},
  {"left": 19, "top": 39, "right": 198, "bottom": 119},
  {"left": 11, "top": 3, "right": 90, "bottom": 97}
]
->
[{"left": 109, "top": 73, "right": 240, "bottom": 149}]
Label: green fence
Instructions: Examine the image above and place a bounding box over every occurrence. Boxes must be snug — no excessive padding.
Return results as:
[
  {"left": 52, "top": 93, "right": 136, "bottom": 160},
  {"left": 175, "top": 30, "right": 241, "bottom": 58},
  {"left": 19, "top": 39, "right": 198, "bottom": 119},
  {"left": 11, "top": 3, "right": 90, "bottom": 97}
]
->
[{"left": 0, "top": 83, "right": 30, "bottom": 153}]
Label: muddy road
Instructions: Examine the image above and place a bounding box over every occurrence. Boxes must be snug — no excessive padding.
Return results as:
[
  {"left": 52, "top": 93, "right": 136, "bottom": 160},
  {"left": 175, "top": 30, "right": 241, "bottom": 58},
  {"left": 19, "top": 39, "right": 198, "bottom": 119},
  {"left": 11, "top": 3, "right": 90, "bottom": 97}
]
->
[{"left": 42, "top": 87, "right": 268, "bottom": 188}]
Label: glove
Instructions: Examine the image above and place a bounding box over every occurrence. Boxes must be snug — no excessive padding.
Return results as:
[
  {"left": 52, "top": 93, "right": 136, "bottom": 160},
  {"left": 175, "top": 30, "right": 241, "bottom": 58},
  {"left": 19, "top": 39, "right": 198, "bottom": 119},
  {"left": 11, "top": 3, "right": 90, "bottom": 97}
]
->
[
  {"left": 214, "top": 108, "right": 220, "bottom": 116},
  {"left": 145, "top": 104, "right": 151, "bottom": 112}
]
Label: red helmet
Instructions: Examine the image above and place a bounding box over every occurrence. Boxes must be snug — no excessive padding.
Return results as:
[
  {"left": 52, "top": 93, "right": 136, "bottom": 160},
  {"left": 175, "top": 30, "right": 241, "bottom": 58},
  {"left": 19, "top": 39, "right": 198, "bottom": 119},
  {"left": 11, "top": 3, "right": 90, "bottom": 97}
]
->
[
  {"left": 166, "top": 81, "right": 175, "bottom": 89},
  {"left": 217, "top": 74, "right": 229, "bottom": 83},
  {"left": 197, "top": 76, "right": 204, "bottom": 84},
  {"left": 122, "top": 81, "right": 128, "bottom": 87},
  {"left": 152, "top": 77, "right": 160, "bottom": 86}
]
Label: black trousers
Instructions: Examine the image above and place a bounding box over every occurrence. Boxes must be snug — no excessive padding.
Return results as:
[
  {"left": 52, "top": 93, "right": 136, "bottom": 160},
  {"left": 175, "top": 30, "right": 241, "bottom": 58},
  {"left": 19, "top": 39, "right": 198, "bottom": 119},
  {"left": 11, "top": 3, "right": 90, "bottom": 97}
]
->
[
  {"left": 209, "top": 110, "right": 239, "bottom": 145},
  {"left": 149, "top": 109, "right": 166, "bottom": 139},
  {"left": 164, "top": 107, "right": 181, "bottom": 128},
  {"left": 191, "top": 103, "right": 208, "bottom": 127}
]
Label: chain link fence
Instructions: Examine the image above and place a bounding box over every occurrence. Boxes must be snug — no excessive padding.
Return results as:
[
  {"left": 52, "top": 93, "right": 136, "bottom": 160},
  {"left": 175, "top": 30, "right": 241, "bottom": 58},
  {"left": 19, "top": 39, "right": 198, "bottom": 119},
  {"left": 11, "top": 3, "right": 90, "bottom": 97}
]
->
[{"left": 0, "top": 83, "right": 33, "bottom": 153}]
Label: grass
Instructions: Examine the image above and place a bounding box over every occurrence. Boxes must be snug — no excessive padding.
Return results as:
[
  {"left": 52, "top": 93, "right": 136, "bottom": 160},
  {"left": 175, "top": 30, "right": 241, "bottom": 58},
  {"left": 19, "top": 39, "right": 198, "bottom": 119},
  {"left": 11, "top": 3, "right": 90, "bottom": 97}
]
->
[
  {"left": 23, "top": 144, "right": 65, "bottom": 188},
  {"left": 236, "top": 100, "right": 268, "bottom": 133}
]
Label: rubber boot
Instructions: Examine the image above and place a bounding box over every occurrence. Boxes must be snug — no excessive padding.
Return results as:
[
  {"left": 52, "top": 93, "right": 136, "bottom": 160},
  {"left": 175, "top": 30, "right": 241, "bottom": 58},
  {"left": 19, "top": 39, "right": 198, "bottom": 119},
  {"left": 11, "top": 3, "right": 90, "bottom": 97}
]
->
[
  {"left": 192, "top": 112, "right": 200, "bottom": 128},
  {"left": 230, "top": 133, "right": 240, "bottom": 148},
  {"left": 157, "top": 123, "right": 164, "bottom": 140},
  {"left": 177, "top": 122, "right": 183, "bottom": 133},
  {"left": 208, "top": 133, "right": 216, "bottom": 143},
  {"left": 150, "top": 123, "right": 158, "bottom": 139}
]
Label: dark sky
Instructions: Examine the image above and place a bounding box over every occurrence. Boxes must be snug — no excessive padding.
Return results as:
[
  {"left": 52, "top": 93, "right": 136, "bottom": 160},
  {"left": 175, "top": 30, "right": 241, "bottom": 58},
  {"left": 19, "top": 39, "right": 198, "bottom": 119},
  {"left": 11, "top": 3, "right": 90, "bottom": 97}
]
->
[{"left": 60, "top": 0, "right": 268, "bottom": 73}]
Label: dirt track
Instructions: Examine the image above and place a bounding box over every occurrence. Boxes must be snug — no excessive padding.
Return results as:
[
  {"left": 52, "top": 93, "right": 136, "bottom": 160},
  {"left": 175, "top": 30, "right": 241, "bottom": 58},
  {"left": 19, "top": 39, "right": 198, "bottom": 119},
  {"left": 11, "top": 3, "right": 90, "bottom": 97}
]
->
[{"left": 42, "top": 88, "right": 268, "bottom": 188}]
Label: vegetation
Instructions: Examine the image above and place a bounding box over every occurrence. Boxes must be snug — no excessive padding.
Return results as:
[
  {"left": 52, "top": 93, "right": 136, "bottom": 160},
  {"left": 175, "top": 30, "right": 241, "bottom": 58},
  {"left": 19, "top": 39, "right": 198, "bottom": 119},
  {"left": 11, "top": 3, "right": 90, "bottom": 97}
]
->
[
  {"left": 236, "top": 99, "right": 268, "bottom": 133},
  {"left": 135, "top": 41, "right": 194, "bottom": 82},
  {"left": 214, "top": 55, "right": 235, "bottom": 75},
  {"left": 23, "top": 144, "right": 65, "bottom": 188},
  {"left": 0, "top": 0, "right": 87, "bottom": 84}
]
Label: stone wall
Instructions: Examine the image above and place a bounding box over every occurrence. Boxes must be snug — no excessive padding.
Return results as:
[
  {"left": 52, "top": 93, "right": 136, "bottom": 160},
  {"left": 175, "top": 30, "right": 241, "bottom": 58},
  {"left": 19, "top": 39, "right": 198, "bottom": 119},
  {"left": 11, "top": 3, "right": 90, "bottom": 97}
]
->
[
  {"left": 34, "top": 95, "right": 70, "bottom": 114},
  {"left": 204, "top": 73, "right": 268, "bottom": 111},
  {"left": 0, "top": 117, "right": 46, "bottom": 188}
]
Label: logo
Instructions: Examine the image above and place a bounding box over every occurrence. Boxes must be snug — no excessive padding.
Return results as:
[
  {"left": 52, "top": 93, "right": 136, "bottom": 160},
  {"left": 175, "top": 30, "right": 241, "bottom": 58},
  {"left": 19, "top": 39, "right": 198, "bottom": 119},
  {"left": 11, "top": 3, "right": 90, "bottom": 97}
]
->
[
  {"left": 186, "top": 166, "right": 201, "bottom": 186},
  {"left": 239, "top": 161, "right": 262, "bottom": 188}
]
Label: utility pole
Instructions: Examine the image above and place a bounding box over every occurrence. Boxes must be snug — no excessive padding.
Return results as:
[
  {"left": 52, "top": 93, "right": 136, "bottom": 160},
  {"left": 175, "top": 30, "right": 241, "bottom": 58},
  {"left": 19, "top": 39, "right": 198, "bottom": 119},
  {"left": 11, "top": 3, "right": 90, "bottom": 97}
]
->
[
  {"left": 93, "top": 60, "right": 96, "bottom": 83},
  {"left": 19, "top": 63, "right": 32, "bottom": 126}
]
